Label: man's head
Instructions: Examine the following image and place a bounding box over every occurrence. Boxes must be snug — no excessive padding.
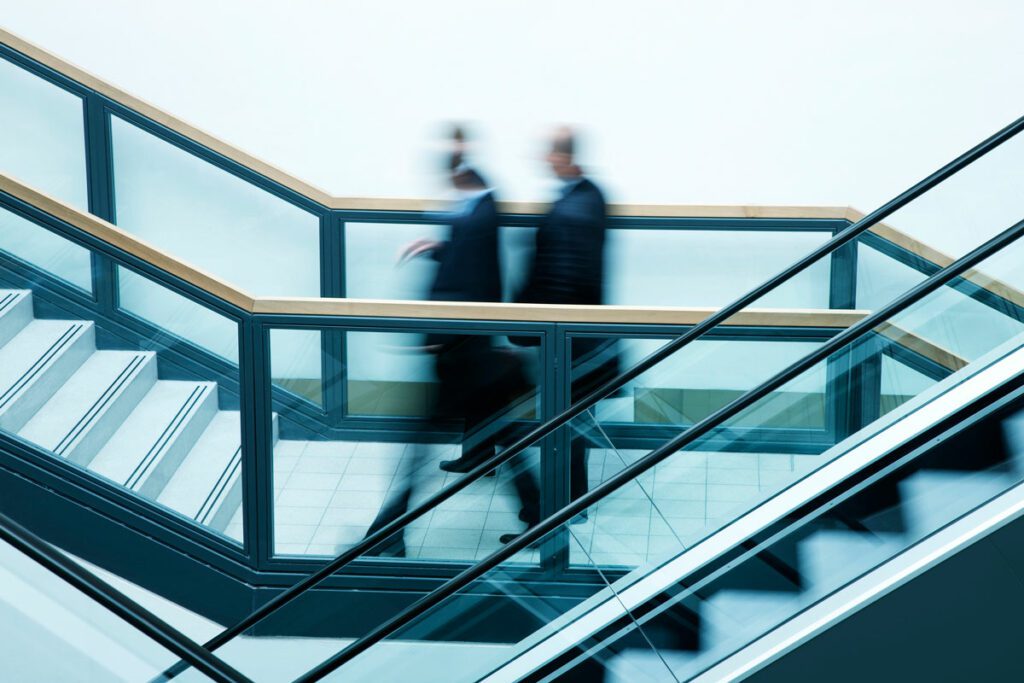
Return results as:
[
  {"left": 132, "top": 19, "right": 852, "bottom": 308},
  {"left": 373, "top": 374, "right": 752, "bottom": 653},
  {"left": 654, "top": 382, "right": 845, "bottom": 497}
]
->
[
  {"left": 443, "top": 125, "right": 487, "bottom": 191},
  {"left": 546, "top": 125, "right": 582, "bottom": 179}
]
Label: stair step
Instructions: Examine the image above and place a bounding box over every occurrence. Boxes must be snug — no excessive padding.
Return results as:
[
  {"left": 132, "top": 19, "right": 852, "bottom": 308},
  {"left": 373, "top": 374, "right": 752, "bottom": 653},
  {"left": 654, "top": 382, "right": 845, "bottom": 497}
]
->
[
  {"left": 89, "top": 380, "right": 219, "bottom": 498},
  {"left": 604, "top": 649, "right": 682, "bottom": 683},
  {"left": 0, "top": 290, "right": 32, "bottom": 349},
  {"left": 1000, "top": 409, "right": 1024, "bottom": 469},
  {"left": 798, "top": 529, "right": 904, "bottom": 596},
  {"left": 18, "top": 350, "right": 157, "bottom": 465},
  {"left": 0, "top": 319, "right": 95, "bottom": 432},
  {"left": 899, "top": 469, "right": 1016, "bottom": 538},
  {"left": 157, "top": 412, "right": 244, "bottom": 535},
  {"left": 698, "top": 589, "right": 806, "bottom": 656}
]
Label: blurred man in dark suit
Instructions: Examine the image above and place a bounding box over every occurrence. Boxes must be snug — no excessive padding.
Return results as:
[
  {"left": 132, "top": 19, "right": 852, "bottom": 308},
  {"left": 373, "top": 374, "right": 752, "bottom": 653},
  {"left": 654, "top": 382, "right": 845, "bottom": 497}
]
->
[
  {"left": 367, "top": 127, "right": 527, "bottom": 555},
  {"left": 502, "top": 127, "right": 619, "bottom": 544}
]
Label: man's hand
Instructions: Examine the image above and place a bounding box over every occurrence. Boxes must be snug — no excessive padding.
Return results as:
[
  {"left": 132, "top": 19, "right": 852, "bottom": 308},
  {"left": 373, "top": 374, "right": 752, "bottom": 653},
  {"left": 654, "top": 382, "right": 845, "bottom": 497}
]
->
[{"left": 398, "top": 239, "right": 441, "bottom": 264}]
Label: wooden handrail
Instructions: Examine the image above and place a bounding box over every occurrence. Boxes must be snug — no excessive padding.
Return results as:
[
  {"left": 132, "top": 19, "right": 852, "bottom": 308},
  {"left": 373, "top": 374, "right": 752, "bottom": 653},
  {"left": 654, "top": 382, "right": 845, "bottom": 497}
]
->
[
  {"left": 0, "top": 172, "right": 860, "bottom": 326},
  {"left": 0, "top": 25, "right": 1019, "bottom": 331}
]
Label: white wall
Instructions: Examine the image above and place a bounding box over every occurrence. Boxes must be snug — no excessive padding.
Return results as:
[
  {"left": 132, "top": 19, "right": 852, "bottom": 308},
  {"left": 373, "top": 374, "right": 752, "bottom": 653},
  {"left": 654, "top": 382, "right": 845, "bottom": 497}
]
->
[{"left": 2, "top": 0, "right": 1022, "bottom": 257}]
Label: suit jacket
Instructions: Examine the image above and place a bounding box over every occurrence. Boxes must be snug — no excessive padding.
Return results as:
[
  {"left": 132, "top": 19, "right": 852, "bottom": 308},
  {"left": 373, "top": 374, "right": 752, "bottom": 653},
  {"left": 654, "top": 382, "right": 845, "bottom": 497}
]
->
[
  {"left": 429, "top": 190, "right": 502, "bottom": 303},
  {"left": 517, "top": 178, "right": 607, "bottom": 306},
  {"left": 513, "top": 178, "right": 620, "bottom": 387}
]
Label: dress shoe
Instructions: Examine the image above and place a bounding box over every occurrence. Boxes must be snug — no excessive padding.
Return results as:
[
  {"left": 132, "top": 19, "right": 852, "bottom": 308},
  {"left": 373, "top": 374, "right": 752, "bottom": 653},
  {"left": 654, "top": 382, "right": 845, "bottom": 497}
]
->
[{"left": 440, "top": 459, "right": 496, "bottom": 476}]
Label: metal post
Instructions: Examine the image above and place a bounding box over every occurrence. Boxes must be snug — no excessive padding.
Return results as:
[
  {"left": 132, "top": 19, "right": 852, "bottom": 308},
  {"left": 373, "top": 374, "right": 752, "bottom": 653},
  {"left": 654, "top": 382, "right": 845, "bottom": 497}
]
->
[{"left": 83, "top": 93, "right": 118, "bottom": 315}]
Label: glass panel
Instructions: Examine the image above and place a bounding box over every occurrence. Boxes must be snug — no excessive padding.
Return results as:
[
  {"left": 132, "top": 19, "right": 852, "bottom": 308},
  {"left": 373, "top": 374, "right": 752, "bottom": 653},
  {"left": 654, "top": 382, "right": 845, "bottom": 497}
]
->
[
  {"left": 344, "top": 222, "right": 447, "bottom": 301},
  {"left": 0, "top": 204, "right": 92, "bottom": 291},
  {"left": 270, "top": 328, "right": 324, "bottom": 406},
  {"left": 566, "top": 385, "right": 1024, "bottom": 682},
  {"left": 606, "top": 229, "right": 832, "bottom": 307},
  {"left": 855, "top": 241, "right": 928, "bottom": 310},
  {"left": 271, "top": 326, "right": 541, "bottom": 560},
  {"left": 110, "top": 116, "right": 320, "bottom": 297},
  {"left": 0, "top": 56, "right": 88, "bottom": 209},
  {"left": 118, "top": 266, "right": 239, "bottom": 362},
  {"left": 586, "top": 335, "right": 826, "bottom": 430},
  {"left": 0, "top": 538, "right": 185, "bottom": 681}
]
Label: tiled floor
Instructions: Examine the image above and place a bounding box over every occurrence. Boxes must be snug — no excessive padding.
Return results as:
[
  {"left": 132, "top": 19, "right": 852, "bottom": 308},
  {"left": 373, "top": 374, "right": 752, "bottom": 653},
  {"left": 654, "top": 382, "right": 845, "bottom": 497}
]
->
[
  {"left": 569, "top": 448, "right": 818, "bottom": 566},
  {"left": 227, "top": 439, "right": 819, "bottom": 568}
]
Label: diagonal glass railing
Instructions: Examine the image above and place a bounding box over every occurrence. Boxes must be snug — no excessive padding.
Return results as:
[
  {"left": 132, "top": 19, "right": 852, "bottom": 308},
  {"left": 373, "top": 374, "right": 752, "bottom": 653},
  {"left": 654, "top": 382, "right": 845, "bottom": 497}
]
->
[
  {"left": 524, "top": 348, "right": 1024, "bottom": 682},
  {"left": 485, "top": 266, "right": 1024, "bottom": 683},
  {"left": 290, "top": 216, "right": 1024, "bottom": 682},
  {"left": 0, "top": 507, "right": 248, "bottom": 682}
]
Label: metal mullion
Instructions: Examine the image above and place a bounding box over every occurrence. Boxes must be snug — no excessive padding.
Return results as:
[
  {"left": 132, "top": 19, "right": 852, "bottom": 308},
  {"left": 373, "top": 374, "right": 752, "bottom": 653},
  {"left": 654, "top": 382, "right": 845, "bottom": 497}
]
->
[
  {"left": 83, "top": 94, "right": 118, "bottom": 317},
  {"left": 242, "top": 318, "right": 274, "bottom": 569},
  {"left": 828, "top": 222, "right": 859, "bottom": 310},
  {"left": 320, "top": 211, "right": 347, "bottom": 424},
  {"left": 540, "top": 324, "right": 571, "bottom": 574}
]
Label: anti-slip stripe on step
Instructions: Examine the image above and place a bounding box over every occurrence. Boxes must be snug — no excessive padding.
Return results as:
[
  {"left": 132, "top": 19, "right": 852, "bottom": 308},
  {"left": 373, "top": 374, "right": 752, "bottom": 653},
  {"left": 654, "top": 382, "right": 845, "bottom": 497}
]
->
[
  {"left": 53, "top": 354, "right": 147, "bottom": 457},
  {"left": 124, "top": 385, "right": 209, "bottom": 489},
  {"left": 196, "top": 446, "right": 241, "bottom": 525},
  {"left": 0, "top": 323, "right": 84, "bottom": 409},
  {"left": 0, "top": 292, "right": 16, "bottom": 314}
]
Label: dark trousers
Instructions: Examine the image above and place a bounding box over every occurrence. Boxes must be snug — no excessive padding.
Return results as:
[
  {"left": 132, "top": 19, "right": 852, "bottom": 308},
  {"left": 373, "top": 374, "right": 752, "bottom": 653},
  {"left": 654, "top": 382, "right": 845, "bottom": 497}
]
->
[
  {"left": 507, "top": 338, "right": 618, "bottom": 528},
  {"left": 511, "top": 437, "right": 589, "bottom": 526},
  {"left": 366, "top": 339, "right": 526, "bottom": 553}
]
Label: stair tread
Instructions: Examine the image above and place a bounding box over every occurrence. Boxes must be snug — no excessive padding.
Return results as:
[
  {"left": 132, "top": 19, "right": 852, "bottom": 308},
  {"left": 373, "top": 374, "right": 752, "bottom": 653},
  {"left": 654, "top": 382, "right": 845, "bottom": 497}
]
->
[
  {"left": 899, "top": 469, "right": 1017, "bottom": 536},
  {"left": 158, "top": 411, "right": 242, "bottom": 519},
  {"left": 90, "top": 380, "right": 217, "bottom": 487},
  {"left": 0, "top": 290, "right": 32, "bottom": 348},
  {"left": 799, "top": 529, "right": 905, "bottom": 593},
  {"left": 18, "top": 350, "right": 155, "bottom": 455},
  {"left": 699, "top": 589, "right": 806, "bottom": 654},
  {"left": 0, "top": 320, "right": 90, "bottom": 399}
]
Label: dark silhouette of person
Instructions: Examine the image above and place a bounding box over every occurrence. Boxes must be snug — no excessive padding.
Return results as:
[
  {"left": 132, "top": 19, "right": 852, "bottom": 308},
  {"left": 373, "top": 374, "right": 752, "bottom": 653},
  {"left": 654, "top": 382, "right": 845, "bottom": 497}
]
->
[
  {"left": 366, "top": 128, "right": 527, "bottom": 555},
  {"left": 502, "top": 126, "right": 619, "bottom": 544}
]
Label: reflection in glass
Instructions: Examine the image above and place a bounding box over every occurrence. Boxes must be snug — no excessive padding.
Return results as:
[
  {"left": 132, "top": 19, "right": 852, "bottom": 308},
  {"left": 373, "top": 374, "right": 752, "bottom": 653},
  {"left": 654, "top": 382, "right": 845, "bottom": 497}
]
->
[
  {"left": 0, "top": 205, "right": 92, "bottom": 291},
  {"left": 118, "top": 266, "right": 238, "bottom": 362},
  {"left": 272, "top": 328, "right": 541, "bottom": 560},
  {"left": 0, "top": 539, "right": 184, "bottom": 681}
]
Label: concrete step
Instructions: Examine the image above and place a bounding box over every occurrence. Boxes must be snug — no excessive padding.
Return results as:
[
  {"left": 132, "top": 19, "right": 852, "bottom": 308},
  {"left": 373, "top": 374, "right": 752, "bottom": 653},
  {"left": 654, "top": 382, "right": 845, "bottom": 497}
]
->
[
  {"left": 18, "top": 350, "right": 157, "bottom": 465},
  {"left": 899, "top": 469, "right": 1016, "bottom": 538},
  {"left": 158, "top": 412, "right": 244, "bottom": 536},
  {"left": 798, "top": 529, "right": 905, "bottom": 596},
  {"left": 89, "top": 380, "right": 219, "bottom": 498},
  {"left": 0, "top": 290, "right": 32, "bottom": 349},
  {"left": 0, "top": 319, "right": 95, "bottom": 432},
  {"left": 158, "top": 412, "right": 279, "bottom": 540}
]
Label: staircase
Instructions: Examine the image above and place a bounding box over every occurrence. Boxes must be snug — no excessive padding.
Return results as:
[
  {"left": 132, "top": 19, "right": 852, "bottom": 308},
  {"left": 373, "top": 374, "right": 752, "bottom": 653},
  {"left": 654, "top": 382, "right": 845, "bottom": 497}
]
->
[
  {"left": 0, "top": 289, "right": 273, "bottom": 541},
  {"left": 601, "top": 416, "right": 1024, "bottom": 682}
]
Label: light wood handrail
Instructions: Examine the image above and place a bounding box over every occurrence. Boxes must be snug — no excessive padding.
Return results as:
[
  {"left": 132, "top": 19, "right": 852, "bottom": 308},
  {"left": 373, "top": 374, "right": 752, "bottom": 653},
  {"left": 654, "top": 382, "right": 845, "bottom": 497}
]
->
[
  {"left": 0, "top": 172, "right": 860, "bottom": 327},
  {"left": 0, "top": 173, "right": 977, "bottom": 371}
]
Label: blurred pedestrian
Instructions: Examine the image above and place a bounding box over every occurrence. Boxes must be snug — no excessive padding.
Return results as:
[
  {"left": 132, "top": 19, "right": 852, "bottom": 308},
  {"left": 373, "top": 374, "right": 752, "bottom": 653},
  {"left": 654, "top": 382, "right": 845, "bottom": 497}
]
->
[
  {"left": 366, "top": 126, "right": 527, "bottom": 555},
  {"left": 502, "top": 126, "right": 619, "bottom": 544}
]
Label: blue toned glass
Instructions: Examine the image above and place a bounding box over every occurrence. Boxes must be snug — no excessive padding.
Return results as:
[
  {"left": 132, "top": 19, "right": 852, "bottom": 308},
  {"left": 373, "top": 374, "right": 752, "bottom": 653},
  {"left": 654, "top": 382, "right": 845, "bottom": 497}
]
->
[
  {"left": 110, "top": 116, "right": 320, "bottom": 298},
  {"left": 0, "top": 56, "right": 88, "bottom": 209}
]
